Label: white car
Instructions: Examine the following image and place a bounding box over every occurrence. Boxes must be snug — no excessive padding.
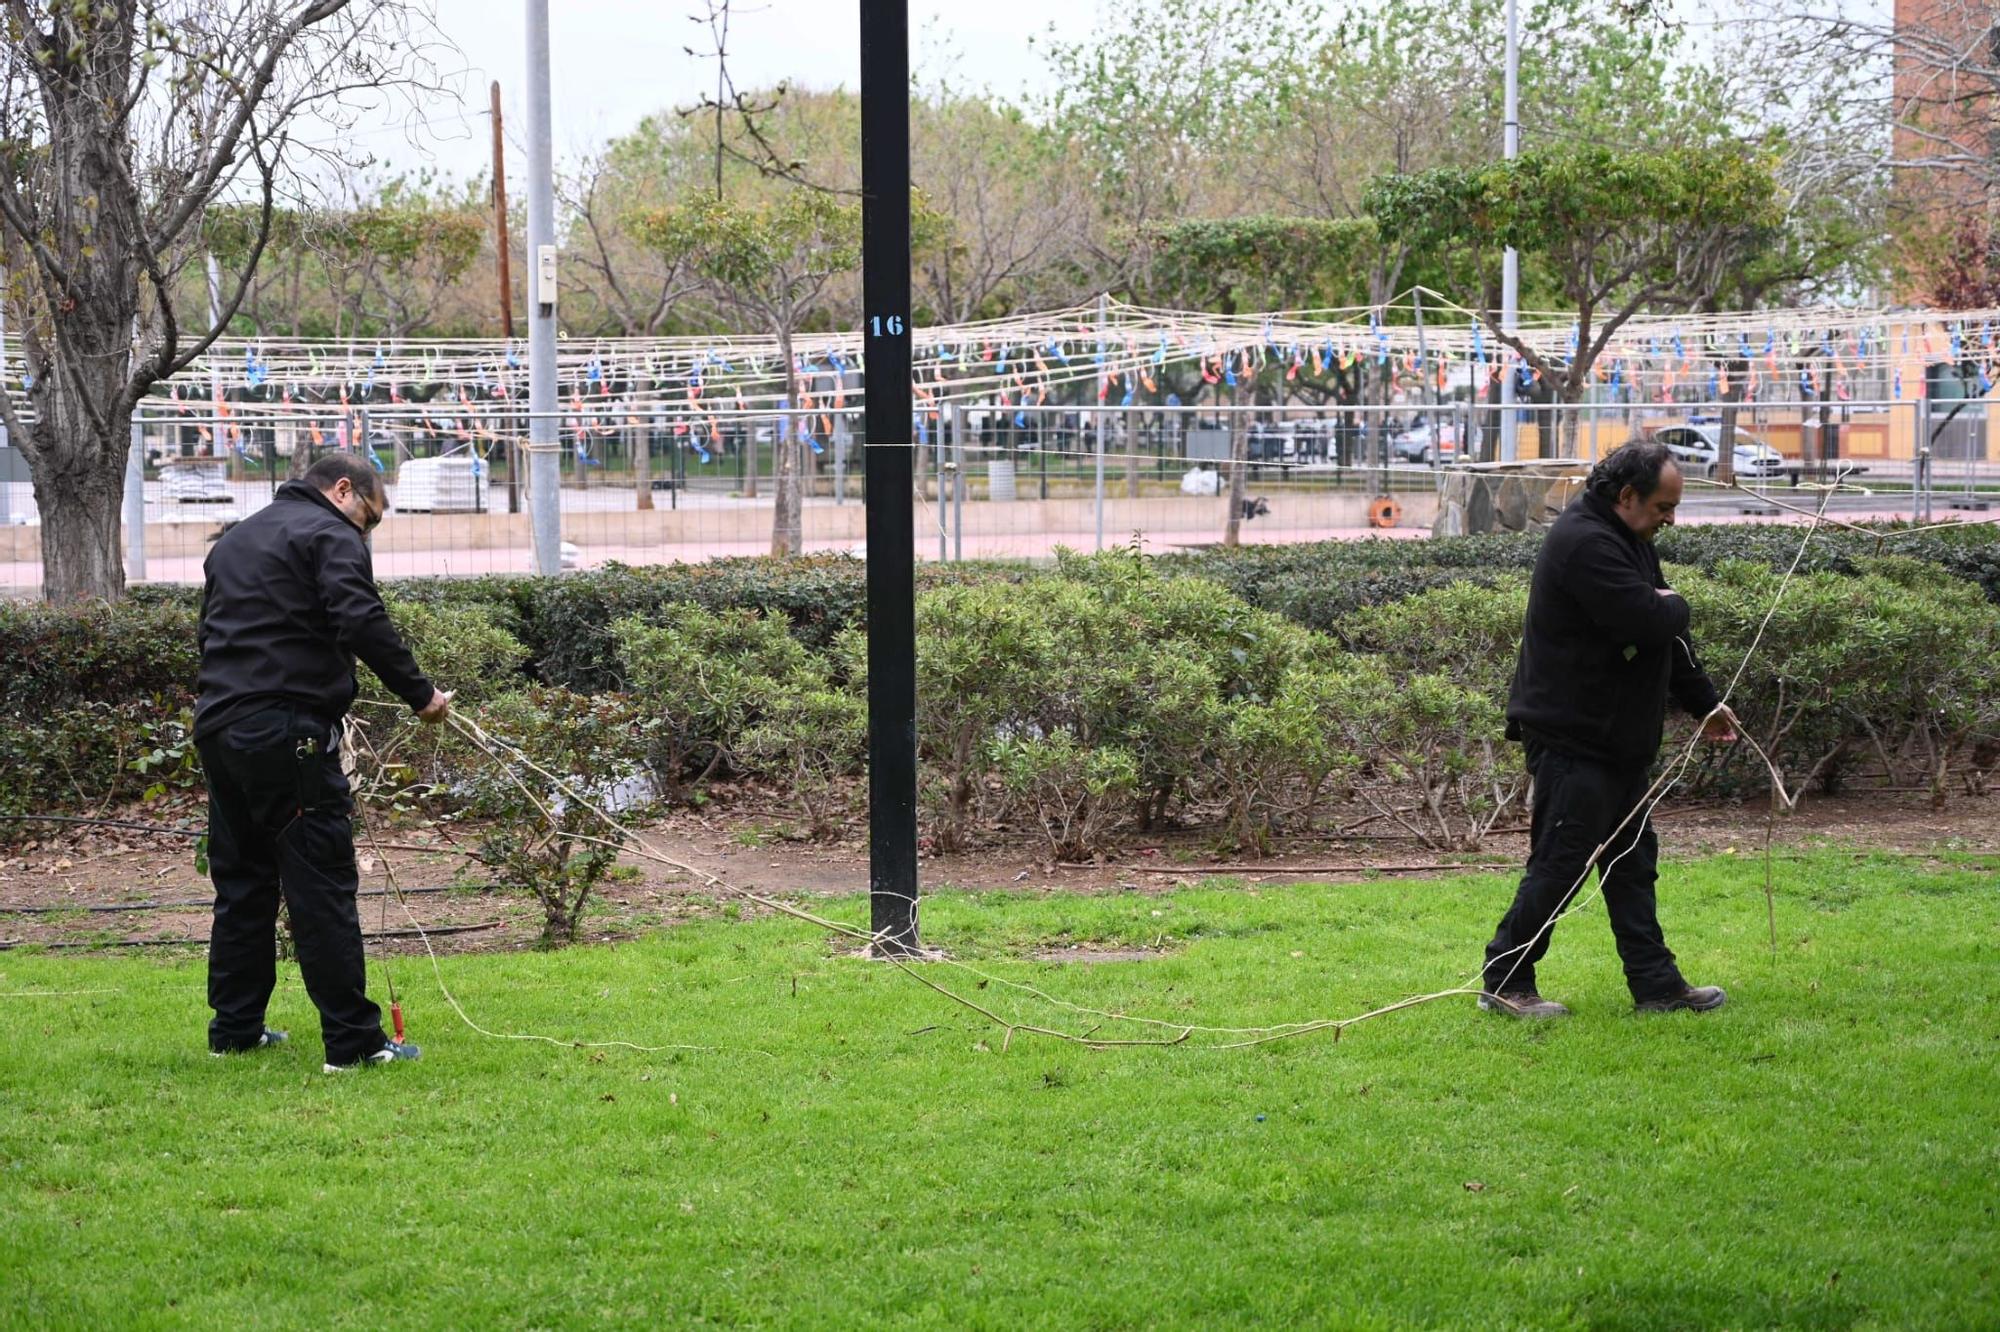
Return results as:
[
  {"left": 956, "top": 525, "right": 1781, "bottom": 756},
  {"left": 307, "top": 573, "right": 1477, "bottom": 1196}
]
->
[
  {"left": 1390, "top": 415, "right": 1460, "bottom": 465},
  {"left": 1651, "top": 424, "right": 1785, "bottom": 480}
]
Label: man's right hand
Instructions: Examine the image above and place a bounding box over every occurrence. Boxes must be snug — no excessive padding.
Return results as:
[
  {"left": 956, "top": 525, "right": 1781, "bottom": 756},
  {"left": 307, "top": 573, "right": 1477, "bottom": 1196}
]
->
[{"left": 416, "top": 689, "right": 453, "bottom": 724}]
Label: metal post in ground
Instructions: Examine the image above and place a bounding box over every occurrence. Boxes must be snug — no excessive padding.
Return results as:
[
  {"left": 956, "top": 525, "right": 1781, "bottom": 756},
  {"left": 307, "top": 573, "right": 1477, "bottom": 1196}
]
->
[
  {"left": 860, "top": 0, "right": 919, "bottom": 956},
  {"left": 1038, "top": 417, "right": 1047, "bottom": 500},
  {"left": 124, "top": 419, "right": 146, "bottom": 583},
  {"left": 0, "top": 260, "right": 11, "bottom": 526},
  {"left": 1095, "top": 292, "right": 1108, "bottom": 550},
  {"left": 1917, "top": 395, "right": 1932, "bottom": 524},
  {"left": 1498, "top": 0, "right": 1520, "bottom": 462},
  {"left": 951, "top": 401, "right": 964, "bottom": 562},
  {"left": 524, "top": 0, "right": 561, "bottom": 576}
]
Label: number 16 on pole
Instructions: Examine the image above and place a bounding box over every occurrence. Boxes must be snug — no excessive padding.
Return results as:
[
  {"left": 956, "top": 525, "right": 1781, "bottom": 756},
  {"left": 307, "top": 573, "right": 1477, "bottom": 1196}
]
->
[{"left": 869, "top": 314, "right": 905, "bottom": 337}]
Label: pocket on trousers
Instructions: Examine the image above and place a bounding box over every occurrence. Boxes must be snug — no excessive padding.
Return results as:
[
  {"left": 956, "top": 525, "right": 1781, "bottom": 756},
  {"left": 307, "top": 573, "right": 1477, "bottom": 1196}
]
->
[
  {"left": 293, "top": 807, "right": 358, "bottom": 876},
  {"left": 222, "top": 707, "right": 294, "bottom": 753}
]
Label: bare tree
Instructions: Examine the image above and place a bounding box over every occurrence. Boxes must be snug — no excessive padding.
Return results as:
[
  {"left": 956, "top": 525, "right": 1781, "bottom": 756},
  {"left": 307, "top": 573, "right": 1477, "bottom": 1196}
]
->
[
  {"left": 0, "top": 0, "right": 444, "bottom": 602},
  {"left": 559, "top": 144, "right": 703, "bottom": 336},
  {"left": 911, "top": 88, "right": 1092, "bottom": 322}
]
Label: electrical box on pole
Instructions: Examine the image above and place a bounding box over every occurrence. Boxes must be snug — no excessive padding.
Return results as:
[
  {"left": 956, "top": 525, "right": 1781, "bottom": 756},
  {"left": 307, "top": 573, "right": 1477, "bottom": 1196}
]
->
[{"left": 534, "top": 245, "right": 558, "bottom": 313}]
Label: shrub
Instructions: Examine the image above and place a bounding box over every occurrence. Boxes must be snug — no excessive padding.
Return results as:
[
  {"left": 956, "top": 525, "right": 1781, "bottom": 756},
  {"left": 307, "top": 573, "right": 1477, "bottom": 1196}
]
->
[
  {"left": 521, "top": 556, "right": 1038, "bottom": 691},
  {"left": 915, "top": 579, "right": 1074, "bottom": 852},
  {"left": 613, "top": 603, "right": 819, "bottom": 800},
  {"left": 1677, "top": 560, "right": 2000, "bottom": 801},
  {"left": 341, "top": 598, "right": 532, "bottom": 806},
  {"left": 0, "top": 701, "right": 184, "bottom": 817},
  {"left": 526, "top": 557, "right": 870, "bottom": 692},
  {"left": 738, "top": 684, "right": 867, "bottom": 839},
  {"left": 0, "top": 599, "right": 198, "bottom": 717},
  {"left": 360, "top": 597, "right": 531, "bottom": 706},
  {"left": 989, "top": 732, "right": 1139, "bottom": 863},
  {"left": 454, "top": 688, "right": 648, "bottom": 946},
  {"left": 1342, "top": 575, "right": 1530, "bottom": 703},
  {"left": 1336, "top": 661, "right": 1525, "bottom": 850},
  {"left": 1205, "top": 667, "right": 1363, "bottom": 854}
]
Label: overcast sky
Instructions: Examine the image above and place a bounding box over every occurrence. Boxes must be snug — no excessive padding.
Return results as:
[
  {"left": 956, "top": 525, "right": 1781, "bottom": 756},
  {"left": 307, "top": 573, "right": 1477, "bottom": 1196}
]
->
[
  {"left": 333, "top": 0, "right": 1846, "bottom": 185},
  {"left": 347, "top": 0, "right": 1100, "bottom": 182}
]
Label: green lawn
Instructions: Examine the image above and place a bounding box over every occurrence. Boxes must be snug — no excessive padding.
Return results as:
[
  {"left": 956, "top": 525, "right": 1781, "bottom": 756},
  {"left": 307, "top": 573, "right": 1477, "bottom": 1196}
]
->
[{"left": 2, "top": 852, "right": 1995, "bottom": 1329}]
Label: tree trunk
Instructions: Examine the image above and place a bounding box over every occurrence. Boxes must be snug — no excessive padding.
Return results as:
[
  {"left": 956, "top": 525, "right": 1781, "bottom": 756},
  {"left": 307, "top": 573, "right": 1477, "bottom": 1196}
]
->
[
  {"left": 1558, "top": 386, "right": 1583, "bottom": 460},
  {"left": 632, "top": 420, "right": 653, "bottom": 510},
  {"left": 1716, "top": 358, "right": 1747, "bottom": 487},
  {"left": 771, "top": 330, "right": 803, "bottom": 556},
  {"left": 28, "top": 413, "right": 133, "bottom": 604}
]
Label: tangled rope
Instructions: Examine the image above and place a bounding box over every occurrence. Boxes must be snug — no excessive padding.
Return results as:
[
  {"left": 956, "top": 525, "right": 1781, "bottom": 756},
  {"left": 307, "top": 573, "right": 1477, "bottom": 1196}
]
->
[{"left": 355, "top": 477, "right": 1965, "bottom": 1055}]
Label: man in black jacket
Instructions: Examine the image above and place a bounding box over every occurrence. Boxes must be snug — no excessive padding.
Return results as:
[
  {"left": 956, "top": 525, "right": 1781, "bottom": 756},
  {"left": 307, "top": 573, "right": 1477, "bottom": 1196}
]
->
[
  {"left": 1480, "top": 441, "right": 1739, "bottom": 1019},
  {"left": 195, "top": 454, "right": 448, "bottom": 1071}
]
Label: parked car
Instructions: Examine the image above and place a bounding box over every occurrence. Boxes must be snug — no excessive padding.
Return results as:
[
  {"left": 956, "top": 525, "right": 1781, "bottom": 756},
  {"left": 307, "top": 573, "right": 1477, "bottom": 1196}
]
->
[
  {"left": 1389, "top": 415, "right": 1459, "bottom": 465},
  {"left": 1650, "top": 423, "right": 1785, "bottom": 480}
]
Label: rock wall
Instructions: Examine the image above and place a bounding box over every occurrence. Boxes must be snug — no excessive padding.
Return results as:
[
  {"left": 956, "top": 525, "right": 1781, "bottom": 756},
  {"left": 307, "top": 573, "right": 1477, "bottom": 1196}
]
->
[{"left": 1432, "top": 463, "right": 1588, "bottom": 537}]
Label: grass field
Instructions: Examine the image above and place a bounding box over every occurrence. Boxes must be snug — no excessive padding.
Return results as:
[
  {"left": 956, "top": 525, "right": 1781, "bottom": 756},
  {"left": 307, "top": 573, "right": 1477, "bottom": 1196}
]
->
[{"left": 2, "top": 851, "right": 1995, "bottom": 1329}]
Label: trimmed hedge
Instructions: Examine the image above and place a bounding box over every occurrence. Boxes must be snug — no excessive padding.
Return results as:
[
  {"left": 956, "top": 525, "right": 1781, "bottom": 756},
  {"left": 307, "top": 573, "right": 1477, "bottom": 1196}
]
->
[
  {"left": 0, "top": 598, "right": 200, "bottom": 717},
  {"left": 35, "top": 524, "right": 1994, "bottom": 709}
]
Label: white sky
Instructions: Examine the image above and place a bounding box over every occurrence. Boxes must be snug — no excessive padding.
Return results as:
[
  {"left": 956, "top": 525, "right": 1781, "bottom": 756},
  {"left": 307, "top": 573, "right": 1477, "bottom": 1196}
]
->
[
  {"left": 350, "top": 0, "right": 1101, "bottom": 182},
  {"left": 332, "top": 0, "right": 1865, "bottom": 185}
]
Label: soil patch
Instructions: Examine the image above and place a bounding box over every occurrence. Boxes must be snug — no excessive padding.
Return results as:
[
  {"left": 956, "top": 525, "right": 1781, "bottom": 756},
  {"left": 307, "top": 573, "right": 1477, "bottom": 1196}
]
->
[{"left": 2, "top": 789, "right": 1992, "bottom": 955}]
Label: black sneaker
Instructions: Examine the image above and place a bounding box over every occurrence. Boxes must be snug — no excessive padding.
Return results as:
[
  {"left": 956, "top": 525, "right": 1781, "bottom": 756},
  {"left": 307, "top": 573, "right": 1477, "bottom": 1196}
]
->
[
  {"left": 1635, "top": 984, "right": 1727, "bottom": 1014},
  {"left": 210, "top": 1028, "right": 288, "bottom": 1056},
  {"left": 323, "top": 1039, "right": 422, "bottom": 1074},
  {"left": 1477, "top": 991, "right": 1571, "bottom": 1019}
]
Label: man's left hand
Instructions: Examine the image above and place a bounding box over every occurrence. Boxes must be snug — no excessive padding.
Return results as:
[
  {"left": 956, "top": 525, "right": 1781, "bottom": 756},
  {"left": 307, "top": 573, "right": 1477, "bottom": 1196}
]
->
[{"left": 1699, "top": 704, "right": 1739, "bottom": 745}]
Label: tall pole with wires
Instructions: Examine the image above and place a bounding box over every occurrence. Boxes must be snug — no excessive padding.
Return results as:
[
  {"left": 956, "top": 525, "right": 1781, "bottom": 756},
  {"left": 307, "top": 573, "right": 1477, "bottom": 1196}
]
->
[
  {"left": 524, "top": 0, "right": 560, "bottom": 575},
  {"left": 1499, "top": 0, "right": 1521, "bottom": 462},
  {"left": 860, "top": 0, "right": 919, "bottom": 955},
  {"left": 0, "top": 260, "right": 10, "bottom": 526},
  {"left": 491, "top": 82, "right": 521, "bottom": 515}
]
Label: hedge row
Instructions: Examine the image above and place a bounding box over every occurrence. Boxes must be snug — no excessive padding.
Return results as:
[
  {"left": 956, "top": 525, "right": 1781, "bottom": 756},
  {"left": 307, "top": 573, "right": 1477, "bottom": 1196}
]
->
[
  {"left": 5, "top": 545, "right": 1997, "bottom": 850},
  {"left": 368, "top": 552, "right": 2000, "bottom": 858},
  {"left": 1162, "top": 523, "right": 2000, "bottom": 635},
  {"left": 21, "top": 521, "right": 1999, "bottom": 718}
]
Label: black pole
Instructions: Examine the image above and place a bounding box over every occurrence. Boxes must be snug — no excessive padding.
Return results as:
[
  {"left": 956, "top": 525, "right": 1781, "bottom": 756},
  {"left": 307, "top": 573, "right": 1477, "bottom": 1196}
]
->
[{"left": 861, "top": 0, "right": 919, "bottom": 956}]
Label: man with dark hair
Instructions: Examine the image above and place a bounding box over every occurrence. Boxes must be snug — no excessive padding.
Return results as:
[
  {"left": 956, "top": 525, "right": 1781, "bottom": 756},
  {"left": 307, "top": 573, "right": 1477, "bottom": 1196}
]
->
[
  {"left": 195, "top": 454, "right": 449, "bottom": 1071},
  {"left": 1480, "top": 439, "right": 1739, "bottom": 1019}
]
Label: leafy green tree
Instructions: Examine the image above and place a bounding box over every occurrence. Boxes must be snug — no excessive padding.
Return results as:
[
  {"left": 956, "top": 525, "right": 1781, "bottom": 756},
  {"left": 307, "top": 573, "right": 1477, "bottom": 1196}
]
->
[
  {"left": 630, "top": 191, "right": 864, "bottom": 551},
  {"left": 327, "top": 174, "right": 487, "bottom": 339},
  {"left": 1127, "top": 215, "right": 1376, "bottom": 314},
  {"left": 1038, "top": 0, "right": 1323, "bottom": 273},
  {"left": 1367, "top": 146, "right": 1782, "bottom": 453}
]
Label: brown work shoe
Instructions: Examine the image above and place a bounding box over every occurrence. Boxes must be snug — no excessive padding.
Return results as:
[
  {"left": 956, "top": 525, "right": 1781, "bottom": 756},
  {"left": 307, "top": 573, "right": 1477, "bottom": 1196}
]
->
[
  {"left": 1477, "top": 990, "right": 1571, "bottom": 1019},
  {"left": 1635, "top": 984, "right": 1727, "bottom": 1014}
]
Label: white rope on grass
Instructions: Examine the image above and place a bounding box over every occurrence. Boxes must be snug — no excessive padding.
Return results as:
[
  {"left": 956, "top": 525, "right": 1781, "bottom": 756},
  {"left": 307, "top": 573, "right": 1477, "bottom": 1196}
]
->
[
  {"left": 341, "top": 713, "right": 772, "bottom": 1059},
  {"left": 349, "top": 471, "right": 1856, "bottom": 1053}
]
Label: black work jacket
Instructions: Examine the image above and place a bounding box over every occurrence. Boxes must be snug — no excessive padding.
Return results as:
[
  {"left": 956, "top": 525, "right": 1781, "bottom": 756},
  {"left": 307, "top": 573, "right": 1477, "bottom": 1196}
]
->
[
  {"left": 1505, "top": 490, "right": 1721, "bottom": 768},
  {"left": 194, "top": 481, "right": 432, "bottom": 740}
]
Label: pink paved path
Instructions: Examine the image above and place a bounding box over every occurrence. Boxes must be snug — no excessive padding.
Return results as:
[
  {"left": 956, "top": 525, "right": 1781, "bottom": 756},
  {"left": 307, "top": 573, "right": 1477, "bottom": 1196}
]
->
[{"left": 2, "top": 505, "right": 1985, "bottom": 593}]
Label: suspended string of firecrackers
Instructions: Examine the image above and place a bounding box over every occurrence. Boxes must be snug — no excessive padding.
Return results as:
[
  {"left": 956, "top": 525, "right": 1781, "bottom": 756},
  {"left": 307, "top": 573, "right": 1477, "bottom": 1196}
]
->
[{"left": 5, "top": 296, "right": 1997, "bottom": 433}]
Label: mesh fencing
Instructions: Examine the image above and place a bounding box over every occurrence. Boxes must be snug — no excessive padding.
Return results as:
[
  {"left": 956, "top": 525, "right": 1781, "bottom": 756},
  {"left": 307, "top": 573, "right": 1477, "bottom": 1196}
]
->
[{"left": 1, "top": 397, "right": 1991, "bottom": 595}]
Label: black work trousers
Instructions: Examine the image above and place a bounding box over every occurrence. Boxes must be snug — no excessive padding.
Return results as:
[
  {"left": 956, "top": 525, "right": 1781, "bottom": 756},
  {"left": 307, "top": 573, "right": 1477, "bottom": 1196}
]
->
[
  {"left": 1481, "top": 741, "right": 1684, "bottom": 1002},
  {"left": 197, "top": 705, "right": 384, "bottom": 1064}
]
